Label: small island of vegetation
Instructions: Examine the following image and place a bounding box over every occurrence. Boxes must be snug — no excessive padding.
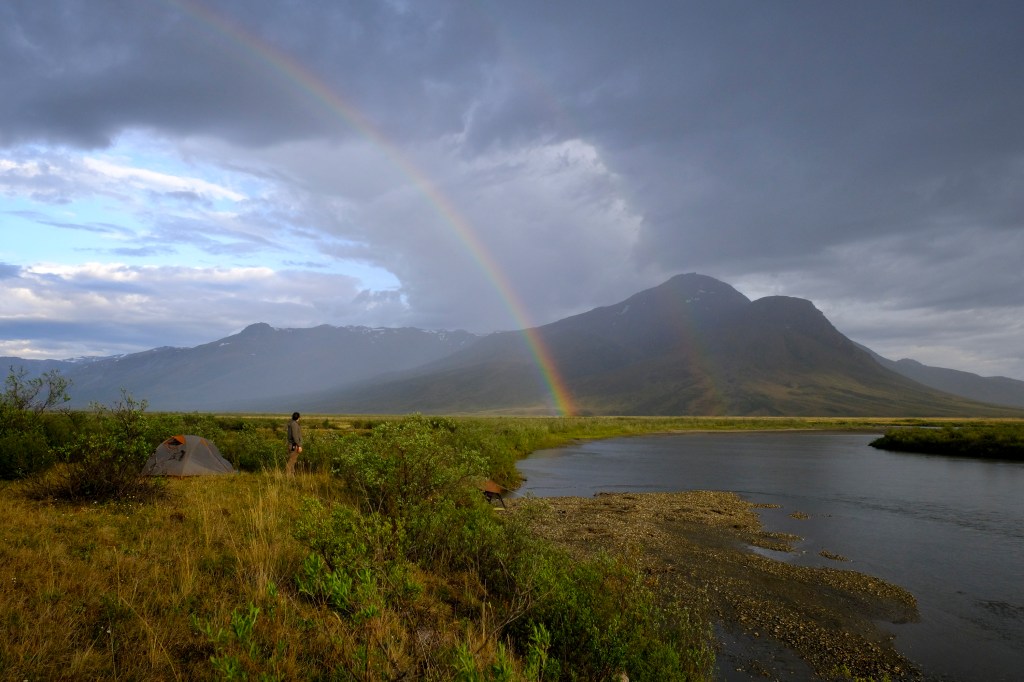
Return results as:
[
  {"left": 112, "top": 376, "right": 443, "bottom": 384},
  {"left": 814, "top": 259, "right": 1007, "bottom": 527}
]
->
[{"left": 870, "top": 422, "right": 1024, "bottom": 460}]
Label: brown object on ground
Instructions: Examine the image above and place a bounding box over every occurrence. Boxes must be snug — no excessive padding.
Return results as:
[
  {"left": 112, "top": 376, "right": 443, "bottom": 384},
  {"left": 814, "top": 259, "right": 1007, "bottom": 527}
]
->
[
  {"left": 478, "top": 479, "right": 506, "bottom": 508},
  {"left": 512, "top": 491, "right": 921, "bottom": 681}
]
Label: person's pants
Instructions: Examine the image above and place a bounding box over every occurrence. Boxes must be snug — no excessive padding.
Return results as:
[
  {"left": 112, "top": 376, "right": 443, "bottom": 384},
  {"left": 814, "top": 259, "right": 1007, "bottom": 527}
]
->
[{"left": 286, "top": 447, "right": 299, "bottom": 475}]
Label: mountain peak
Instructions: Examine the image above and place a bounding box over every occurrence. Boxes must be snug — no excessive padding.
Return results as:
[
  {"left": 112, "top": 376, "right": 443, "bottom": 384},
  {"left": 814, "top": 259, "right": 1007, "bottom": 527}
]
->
[
  {"left": 665, "top": 272, "right": 733, "bottom": 287},
  {"left": 631, "top": 273, "right": 751, "bottom": 321},
  {"left": 238, "top": 322, "right": 275, "bottom": 336},
  {"left": 659, "top": 273, "right": 750, "bottom": 299}
]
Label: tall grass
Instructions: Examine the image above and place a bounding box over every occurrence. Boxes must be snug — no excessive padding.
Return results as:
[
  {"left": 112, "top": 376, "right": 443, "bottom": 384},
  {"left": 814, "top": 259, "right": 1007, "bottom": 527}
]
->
[
  {"left": 1, "top": 471, "right": 424, "bottom": 679},
  {"left": 1, "top": 415, "right": 722, "bottom": 680}
]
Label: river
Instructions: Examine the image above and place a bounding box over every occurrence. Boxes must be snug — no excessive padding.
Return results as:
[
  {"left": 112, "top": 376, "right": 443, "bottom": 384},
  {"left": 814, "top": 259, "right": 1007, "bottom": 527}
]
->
[{"left": 514, "top": 432, "right": 1024, "bottom": 682}]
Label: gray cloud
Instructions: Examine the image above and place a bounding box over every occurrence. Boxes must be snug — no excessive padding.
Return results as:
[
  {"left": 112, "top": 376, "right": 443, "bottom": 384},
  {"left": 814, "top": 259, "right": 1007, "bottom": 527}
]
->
[
  {"left": 1, "top": 0, "right": 1022, "bottom": 379},
  {"left": 0, "top": 0, "right": 496, "bottom": 147}
]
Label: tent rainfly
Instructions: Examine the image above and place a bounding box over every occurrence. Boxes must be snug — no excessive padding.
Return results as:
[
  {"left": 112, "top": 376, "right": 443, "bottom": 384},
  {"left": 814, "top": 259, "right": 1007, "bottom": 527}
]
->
[{"left": 144, "top": 435, "right": 235, "bottom": 476}]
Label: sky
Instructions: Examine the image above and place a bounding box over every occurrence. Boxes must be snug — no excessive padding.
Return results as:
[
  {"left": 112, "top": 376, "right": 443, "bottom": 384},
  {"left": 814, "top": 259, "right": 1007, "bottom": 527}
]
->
[{"left": 2, "top": 0, "right": 1023, "bottom": 380}]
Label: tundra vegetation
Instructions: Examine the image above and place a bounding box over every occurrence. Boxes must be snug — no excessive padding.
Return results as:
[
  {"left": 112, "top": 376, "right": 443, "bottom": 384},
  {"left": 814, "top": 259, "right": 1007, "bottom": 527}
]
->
[
  {"left": 0, "top": 366, "right": 70, "bottom": 479},
  {"left": 870, "top": 422, "right": 1024, "bottom": 460},
  {"left": 1, "top": 368, "right": 1019, "bottom": 680}
]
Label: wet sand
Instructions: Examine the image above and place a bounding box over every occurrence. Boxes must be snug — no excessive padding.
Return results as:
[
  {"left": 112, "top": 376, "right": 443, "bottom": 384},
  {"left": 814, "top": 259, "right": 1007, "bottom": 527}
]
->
[{"left": 511, "top": 491, "right": 921, "bottom": 681}]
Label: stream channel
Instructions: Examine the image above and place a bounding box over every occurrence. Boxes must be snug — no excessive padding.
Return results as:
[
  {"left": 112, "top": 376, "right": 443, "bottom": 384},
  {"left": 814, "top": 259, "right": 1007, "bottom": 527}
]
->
[{"left": 514, "top": 431, "right": 1024, "bottom": 682}]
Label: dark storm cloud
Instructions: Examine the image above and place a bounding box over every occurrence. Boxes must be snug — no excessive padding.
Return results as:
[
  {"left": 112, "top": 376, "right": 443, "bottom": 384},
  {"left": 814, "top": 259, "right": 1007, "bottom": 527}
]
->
[
  {"left": 10, "top": 0, "right": 1019, "bottom": 263},
  {"left": 0, "top": 0, "right": 497, "bottom": 148},
  {"left": 6, "top": 0, "right": 1022, "bottom": 253},
  {"left": 460, "top": 1, "right": 1024, "bottom": 375},
  {"left": 3, "top": 0, "right": 1022, "bottom": 377},
  {"left": 503, "top": 2, "right": 1024, "bottom": 270}
]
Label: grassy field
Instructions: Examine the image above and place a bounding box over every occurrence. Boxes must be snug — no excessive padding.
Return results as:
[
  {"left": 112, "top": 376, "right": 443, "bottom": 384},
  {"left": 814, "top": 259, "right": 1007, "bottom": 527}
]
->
[
  {"left": 8, "top": 467, "right": 656, "bottom": 681},
  {"left": 3, "top": 410, "right": 1021, "bottom": 680},
  {"left": 2, "top": 471, "right": 321, "bottom": 679},
  {"left": 1, "top": 413, "right": 724, "bottom": 681}
]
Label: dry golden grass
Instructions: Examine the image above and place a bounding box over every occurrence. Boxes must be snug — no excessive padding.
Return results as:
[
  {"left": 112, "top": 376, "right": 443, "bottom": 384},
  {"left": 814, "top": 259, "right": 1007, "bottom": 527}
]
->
[{"left": 0, "top": 471, "right": 484, "bottom": 680}]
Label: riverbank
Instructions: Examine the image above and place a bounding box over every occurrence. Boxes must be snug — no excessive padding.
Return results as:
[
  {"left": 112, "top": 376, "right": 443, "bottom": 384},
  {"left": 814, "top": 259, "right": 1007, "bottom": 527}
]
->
[{"left": 512, "top": 490, "right": 921, "bottom": 681}]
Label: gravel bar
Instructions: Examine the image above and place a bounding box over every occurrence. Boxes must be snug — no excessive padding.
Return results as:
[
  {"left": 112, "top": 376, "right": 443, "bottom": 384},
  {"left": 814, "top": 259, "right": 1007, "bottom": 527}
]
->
[{"left": 512, "top": 491, "right": 922, "bottom": 681}]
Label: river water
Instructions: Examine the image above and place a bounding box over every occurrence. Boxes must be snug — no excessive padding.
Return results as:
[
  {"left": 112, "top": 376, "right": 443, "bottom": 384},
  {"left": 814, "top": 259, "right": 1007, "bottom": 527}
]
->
[{"left": 514, "top": 432, "right": 1024, "bottom": 682}]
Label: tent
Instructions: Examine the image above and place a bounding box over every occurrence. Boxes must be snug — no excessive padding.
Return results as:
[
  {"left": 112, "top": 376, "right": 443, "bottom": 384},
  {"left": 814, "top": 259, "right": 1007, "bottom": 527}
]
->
[{"left": 143, "top": 435, "right": 235, "bottom": 476}]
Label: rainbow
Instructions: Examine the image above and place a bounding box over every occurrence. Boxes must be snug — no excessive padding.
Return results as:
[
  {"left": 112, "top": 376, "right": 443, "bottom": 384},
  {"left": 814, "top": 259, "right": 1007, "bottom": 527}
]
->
[{"left": 169, "top": 0, "right": 575, "bottom": 415}]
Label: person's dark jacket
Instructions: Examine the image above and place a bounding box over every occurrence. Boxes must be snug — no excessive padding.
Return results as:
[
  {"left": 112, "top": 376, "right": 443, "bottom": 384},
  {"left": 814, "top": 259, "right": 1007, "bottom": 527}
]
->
[{"left": 287, "top": 419, "right": 302, "bottom": 449}]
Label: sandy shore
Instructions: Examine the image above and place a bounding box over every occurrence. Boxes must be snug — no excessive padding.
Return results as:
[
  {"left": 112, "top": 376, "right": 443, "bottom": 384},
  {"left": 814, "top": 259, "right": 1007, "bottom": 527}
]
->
[{"left": 510, "top": 491, "right": 921, "bottom": 681}]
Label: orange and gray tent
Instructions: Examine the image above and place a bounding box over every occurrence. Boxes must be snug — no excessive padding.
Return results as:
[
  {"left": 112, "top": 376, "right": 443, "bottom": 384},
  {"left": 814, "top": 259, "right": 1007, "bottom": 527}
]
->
[{"left": 143, "top": 435, "right": 235, "bottom": 476}]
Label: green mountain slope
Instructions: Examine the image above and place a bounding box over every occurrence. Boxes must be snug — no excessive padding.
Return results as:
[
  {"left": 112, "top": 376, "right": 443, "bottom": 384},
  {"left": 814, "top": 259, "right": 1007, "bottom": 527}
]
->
[{"left": 315, "top": 274, "right": 1021, "bottom": 416}]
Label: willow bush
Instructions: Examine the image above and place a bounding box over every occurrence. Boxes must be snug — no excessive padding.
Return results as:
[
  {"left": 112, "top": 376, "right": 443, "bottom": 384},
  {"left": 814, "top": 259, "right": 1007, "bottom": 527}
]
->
[
  {"left": 0, "top": 367, "right": 70, "bottom": 479},
  {"left": 46, "top": 390, "right": 164, "bottom": 502},
  {"left": 306, "top": 414, "right": 715, "bottom": 680}
]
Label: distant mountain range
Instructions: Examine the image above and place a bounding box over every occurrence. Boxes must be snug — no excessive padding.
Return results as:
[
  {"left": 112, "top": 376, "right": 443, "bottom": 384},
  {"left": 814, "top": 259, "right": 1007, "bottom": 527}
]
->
[
  {"left": 5, "top": 274, "right": 1023, "bottom": 416},
  {"left": 3, "top": 324, "right": 478, "bottom": 412},
  {"left": 862, "top": 348, "right": 1024, "bottom": 410}
]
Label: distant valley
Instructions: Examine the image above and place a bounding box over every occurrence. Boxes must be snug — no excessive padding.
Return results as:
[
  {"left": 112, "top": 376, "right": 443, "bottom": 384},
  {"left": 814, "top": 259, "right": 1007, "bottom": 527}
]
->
[{"left": 5, "top": 274, "right": 1024, "bottom": 416}]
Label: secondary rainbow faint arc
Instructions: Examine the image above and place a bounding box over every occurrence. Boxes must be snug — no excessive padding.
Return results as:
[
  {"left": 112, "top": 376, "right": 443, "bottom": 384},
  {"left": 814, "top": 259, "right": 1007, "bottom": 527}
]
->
[{"left": 170, "top": 0, "right": 575, "bottom": 415}]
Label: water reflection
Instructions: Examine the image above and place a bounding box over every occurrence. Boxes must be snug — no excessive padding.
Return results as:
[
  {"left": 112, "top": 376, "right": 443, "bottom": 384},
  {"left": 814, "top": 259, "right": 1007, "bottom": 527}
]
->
[{"left": 516, "top": 432, "right": 1024, "bottom": 682}]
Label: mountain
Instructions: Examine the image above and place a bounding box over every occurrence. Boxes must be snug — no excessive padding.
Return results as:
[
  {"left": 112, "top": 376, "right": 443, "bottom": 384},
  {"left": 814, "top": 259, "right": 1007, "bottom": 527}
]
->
[
  {"left": 308, "top": 274, "right": 1021, "bottom": 416},
  {"left": 5, "top": 274, "right": 1021, "bottom": 416},
  {"left": 7, "top": 324, "right": 479, "bottom": 411},
  {"left": 862, "top": 349, "right": 1024, "bottom": 409}
]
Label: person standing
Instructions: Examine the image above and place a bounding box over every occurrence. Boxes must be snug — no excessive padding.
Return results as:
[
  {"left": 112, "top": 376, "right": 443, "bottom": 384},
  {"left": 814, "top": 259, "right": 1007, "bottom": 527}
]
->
[{"left": 286, "top": 411, "right": 302, "bottom": 475}]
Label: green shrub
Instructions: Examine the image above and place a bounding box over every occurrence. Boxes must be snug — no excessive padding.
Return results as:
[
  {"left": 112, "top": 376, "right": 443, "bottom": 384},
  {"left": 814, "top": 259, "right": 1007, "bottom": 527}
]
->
[
  {"left": 147, "top": 411, "right": 225, "bottom": 441},
  {"left": 0, "top": 367, "right": 70, "bottom": 479},
  {"left": 293, "top": 498, "right": 419, "bottom": 619},
  {"left": 331, "top": 415, "right": 486, "bottom": 517},
  {"left": 506, "top": 551, "right": 712, "bottom": 681},
  {"left": 191, "top": 585, "right": 289, "bottom": 682},
  {"left": 310, "top": 414, "right": 714, "bottom": 680},
  {"left": 215, "top": 422, "right": 284, "bottom": 472},
  {"left": 0, "top": 430, "right": 54, "bottom": 480},
  {"left": 294, "top": 428, "right": 350, "bottom": 474},
  {"left": 47, "top": 390, "right": 163, "bottom": 502}
]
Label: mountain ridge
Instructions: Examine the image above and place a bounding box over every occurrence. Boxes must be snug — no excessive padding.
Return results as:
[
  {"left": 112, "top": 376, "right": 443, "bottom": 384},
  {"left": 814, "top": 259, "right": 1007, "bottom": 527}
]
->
[
  {"left": 860, "top": 346, "right": 1024, "bottom": 409},
  {"left": 4, "top": 274, "right": 1022, "bottom": 416},
  {"left": 302, "top": 274, "right": 1021, "bottom": 416},
  {"left": 5, "top": 324, "right": 479, "bottom": 411}
]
